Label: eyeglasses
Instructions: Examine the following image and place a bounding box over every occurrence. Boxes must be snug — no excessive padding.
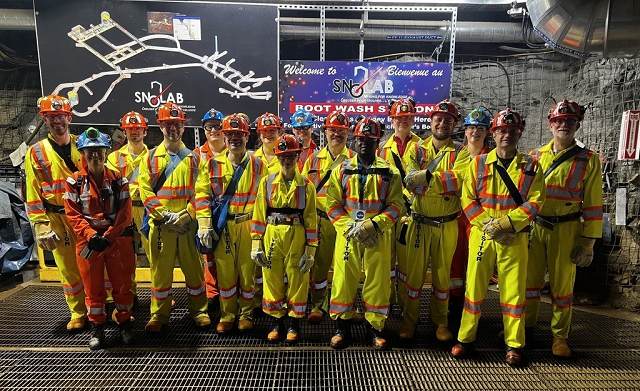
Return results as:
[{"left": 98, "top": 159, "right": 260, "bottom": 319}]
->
[
  {"left": 161, "top": 122, "right": 184, "bottom": 130},
  {"left": 295, "top": 126, "right": 312, "bottom": 131},
  {"left": 84, "top": 149, "right": 105, "bottom": 156},
  {"left": 551, "top": 118, "right": 578, "bottom": 126},
  {"left": 204, "top": 124, "right": 222, "bottom": 131},
  {"left": 44, "top": 114, "right": 68, "bottom": 122},
  {"left": 465, "top": 125, "right": 487, "bottom": 132},
  {"left": 326, "top": 128, "right": 348, "bottom": 135},
  {"left": 277, "top": 154, "right": 298, "bottom": 161},
  {"left": 493, "top": 128, "right": 520, "bottom": 136},
  {"left": 431, "top": 117, "right": 455, "bottom": 125},
  {"left": 224, "top": 132, "right": 246, "bottom": 139}
]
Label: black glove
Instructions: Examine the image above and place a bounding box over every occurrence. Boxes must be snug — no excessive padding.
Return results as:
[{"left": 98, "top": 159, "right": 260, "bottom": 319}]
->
[{"left": 88, "top": 234, "right": 111, "bottom": 252}]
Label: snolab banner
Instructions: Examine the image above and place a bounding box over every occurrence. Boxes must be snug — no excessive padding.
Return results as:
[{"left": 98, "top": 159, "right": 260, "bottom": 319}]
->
[{"left": 279, "top": 61, "right": 452, "bottom": 131}]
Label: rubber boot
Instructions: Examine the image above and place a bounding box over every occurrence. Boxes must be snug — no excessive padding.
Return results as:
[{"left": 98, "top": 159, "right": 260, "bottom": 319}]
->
[
  {"left": 119, "top": 319, "right": 135, "bottom": 346},
  {"left": 267, "top": 317, "right": 285, "bottom": 343},
  {"left": 330, "top": 318, "right": 351, "bottom": 350},
  {"left": 89, "top": 323, "right": 105, "bottom": 350},
  {"left": 367, "top": 322, "right": 390, "bottom": 351},
  {"left": 286, "top": 318, "right": 300, "bottom": 344},
  {"left": 505, "top": 345, "right": 522, "bottom": 367}
]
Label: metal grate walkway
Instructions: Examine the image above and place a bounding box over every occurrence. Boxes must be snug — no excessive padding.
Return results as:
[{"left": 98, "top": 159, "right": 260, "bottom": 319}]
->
[{"left": 1, "top": 285, "right": 639, "bottom": 390}]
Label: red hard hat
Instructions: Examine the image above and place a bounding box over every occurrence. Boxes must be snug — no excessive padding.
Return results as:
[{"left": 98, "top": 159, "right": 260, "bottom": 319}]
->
[
  {"left": 490, "top": 108, "right": 525, "bottom": 133},
  {"left": 156, "top": 102, "right": 186, "bottom": 123},
  {"left": 429, "top": 99, "right": 461, "bottom": 122},
  {"left": 38, "top": 95, "right": 72, "bottom": 116},
  {"left": 275, "top": 134, "right": 303, "bottom": 155},
  {"left": 120, "top": 111, "right": 148, "bottom": 130},
  {"left": 221, "top": 113, "right": 250, "bottom": 134},
  {"left": 389, "top": 97, "right": 416, "bottom": 118},
  {"left": 255, "top": 112, "right": 283, "bottom": 133},
  {"left": 353, "top": 116, "right": 383, "bottom": 139},
  {"left": 548, "top": 99, "right": 585, "bottom": 122},
  {"left": 323, "top": 110, "right": 350, "bottom": 130}
]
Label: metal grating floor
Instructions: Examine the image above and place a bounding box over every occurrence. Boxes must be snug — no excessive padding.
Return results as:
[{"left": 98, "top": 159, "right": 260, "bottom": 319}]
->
[{"left": 1, "top": 285, "right": 640, "bottom": 390}]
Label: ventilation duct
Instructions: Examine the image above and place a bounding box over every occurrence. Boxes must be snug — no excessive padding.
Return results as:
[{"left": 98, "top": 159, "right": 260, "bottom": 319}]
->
[
  {"left": 527, "top": 0, "right": 640, "bottom": 58},
  {"left": 0, "top": 9, "right": 34, "bottom": 31}
]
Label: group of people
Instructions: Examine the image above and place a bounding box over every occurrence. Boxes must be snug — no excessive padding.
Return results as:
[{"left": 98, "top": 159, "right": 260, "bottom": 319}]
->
[{"left": 26, "top": 93, "right": 602, "bottom": 367}]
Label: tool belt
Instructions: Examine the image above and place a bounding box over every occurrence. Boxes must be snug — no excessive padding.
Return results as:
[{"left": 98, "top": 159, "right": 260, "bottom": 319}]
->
[
  {"left": 534, "top": 211, "right": 582, "bottom": 231},
  {"left": 266, "top": 213, "right": 303, "bottom": 226},
  {"left": 316, "top": 209, "right": 329, "bottom": 220},
  {"left": 227, "top": 212, "right": 252, "bottom": 224},
  {"left": 410, "top": 211, "right": 458, "bottom": 228},
  {"left": 95, "top": 225, "right": 135, "bottom": 237},
  {"left": 131, "top": 200, "right": 144, "bottom": 207},
  {"left": 44, "top": 203, "right": 65, "bottom": 214}
]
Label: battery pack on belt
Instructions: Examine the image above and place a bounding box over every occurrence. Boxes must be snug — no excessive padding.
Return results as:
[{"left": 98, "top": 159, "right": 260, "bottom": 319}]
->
[
  {"left": 131, "top": 200, "right": 144, "bottom": 207},
  {"left": 227, "top": 213, "right": 252, "bottom": 224},
  {"left": 534, "top": 211, "right": 582, "bottom": 231},
  {"left": 410, "top": 211, "right": 458, "bottom": 228},
  {"left": 266, "top": 213, "right": 303, "bottom": 226},
  {"left": 316, "top": 209, "right": 329, "bottom": 220},
  {"left": 44, "top": 203, "right": 65, "bottom": 214}
]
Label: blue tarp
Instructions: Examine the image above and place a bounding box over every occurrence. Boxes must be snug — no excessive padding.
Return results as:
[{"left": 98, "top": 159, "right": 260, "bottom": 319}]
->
[{"left": 0, "top": 181, "right": 34, "bottom": 274}]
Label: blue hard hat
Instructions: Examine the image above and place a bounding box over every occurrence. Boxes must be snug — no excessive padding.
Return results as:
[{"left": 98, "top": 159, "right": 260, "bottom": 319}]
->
[
  {"left": 77, "top": 127, "right": 111, "bottom": 150},
  {"left": 202, "top": 108, "right": 224, "bottom": 126},
  {"left": 464, "top": 108, "right": 492, "bottom": 128},
  {"left": 290, "top": 109, "right": 315, "bottom": 128}
]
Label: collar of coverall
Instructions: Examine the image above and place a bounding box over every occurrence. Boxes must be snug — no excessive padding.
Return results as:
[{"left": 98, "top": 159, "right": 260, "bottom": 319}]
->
[
  {"left": 318, "top": 145, "right": 351, "bottom": 159},
  {"left": 272, "top": 170, "right": 305, "bottom": 186},
  {"left": 539, "top": 138, "right": 578, "bottom": 154},
  {"left": 153, "top": 141, "right": 188, "bottom": 157},
  {"left": 420, "top": 135, "right": 457, "bottom": 152},
  {"left": 484, "top": 148, "right": 526, "bottom": 165}
]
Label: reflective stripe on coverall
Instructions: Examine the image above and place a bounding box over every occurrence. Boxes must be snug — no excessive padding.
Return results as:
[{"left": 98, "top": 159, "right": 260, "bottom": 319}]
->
[
  {"left": 377, "top": 132, "right": 420, "bottom": 306},
  {"left": 459, "top": 150, "right": 545, "bottom": 348},
  {"left": 526, "top": 141, "right": 603, "bottom": 339},
  {"left": 25, "top": 134, "right": 87, "bottom": 319},
  {"left": 107, "top": 143, "right": 149, "bottom": 295},
  {"left": 64, "top": 168, "right": 134, "bottom": 324},
  {"left": 400, "top": 137, "right": 469, "bottom": 327},
  {"left": 302, "top": 146, "right": 355, "bottom": 314},
  {"left": 326, "top": 156, "right": 405, "bottom": 331},
  {"left": 250, "top": 172, "right": 318, "bottom": 318},
  {"left": 195, "top": 152, "right": 266, "bottom": 323},
  {"left": 138, "top": 143, "right": 207, "bottom": 324},
  {"left": 193, "top": 143, "right": 227, "bottom": 301}
]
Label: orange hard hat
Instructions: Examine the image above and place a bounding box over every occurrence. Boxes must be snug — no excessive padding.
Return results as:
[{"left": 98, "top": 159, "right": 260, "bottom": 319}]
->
[
  {"left": 275, "top": 134, "right": 303, "bottom": 155},
  {"left": 353, "top": 116, "right": 383, "bottom": 139},
  {"left": 388, "top": 97, "right": 416, "bottom": 118},
  {"left": 323, "top": 110, "right": 350, "bottom": 130},
  {"left": 38, "top": 95, "right": 72, "bottom": 116},
  {"left": 221, "top": 113, "right": 250, "bottom": 134},
  {"left": 120, "top": 111, "right": 148, "bottom": 129},
  {"left": 548, "top": 99, "right": 585, "bottom": 122},
  {"left": 490, "top": 108, "right": 525, "bottom": 133},
  {"left": 429, "top": 99, "right": 461, "bottom": 122},
  {"left": 255, "top": 112, "right": 283, "bottom": 133},
  {"left": 156, "top": 102, "right": 186, "bottom": 123}
]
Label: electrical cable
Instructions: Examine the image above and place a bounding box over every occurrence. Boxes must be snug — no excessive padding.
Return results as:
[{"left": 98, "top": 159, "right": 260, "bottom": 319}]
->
[
  {"left": 0, "top": 119, "right": 44, "bottom": 163},
  {"left": 454, "top": 60, "right": 512, "bottom": 108}
]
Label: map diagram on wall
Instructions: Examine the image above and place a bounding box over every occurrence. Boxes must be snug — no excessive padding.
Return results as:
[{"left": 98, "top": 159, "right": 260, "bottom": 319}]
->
[{"left": 35, "top": 0, "right": 278, "bottom": 126}]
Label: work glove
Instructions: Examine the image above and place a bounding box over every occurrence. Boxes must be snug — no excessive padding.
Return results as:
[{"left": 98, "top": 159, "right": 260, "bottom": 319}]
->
[
  {"left": 163, "top": 210, "right": 192, "bottom": 234},
  {"left": 34, "top": 222, "right": 59, "bottom": 252},
  {"left": 162, "top": 211, "right": 180, "bottom": 225},
  {"left": 297, "top": 245, "right": 316, "bottom": 274},
  {"left": 482, "top": 217, "right": 516, "bottom": 245},
  {"left": 570, "top": 237, "right": 596, "bottom": 267},
  {"left": 196, "top": 217, "right": 219, "bottom": 249},
  {"left": 251, "top": 239, "right": 268, "bottom": 267},
  {"left": 88, "top": 234, "right": 111, "bottom": 252},
  {"left": 404, "top": 169, "right": 432, "bottom": 191},
  {"left": 360, "top": 234, "right": 379, "bottom": 249},
  {"left": 350, "top": 219, "right": 378, "bottom": 242}
]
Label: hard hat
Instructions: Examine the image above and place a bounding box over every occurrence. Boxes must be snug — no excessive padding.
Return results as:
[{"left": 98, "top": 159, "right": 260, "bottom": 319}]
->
[
  {"left": 221, "top": 113, "right": 250, "bottom": 134},
  {"left": 38, "top": 95, "right": 72, "bottom": 116},
  {"left": 323, "top": 110, "right": 350, "bottom": 130},
  {"left": 156, "top": 102, "right": 186, "bottom": 123},
  {"left": 388, "top": 97, "right": 416, "bottom": 118},
  {"left": 202, "top": 108, "right": 224, "bottom": 126},
  {"left": 77, "top": 127, "right": 111, "bottom": 150},
  {"left": 255, "top": 112, "right": 283, "bottom": 133},
  {"left": 120, "top": 111, "right": 148, "bottom": 130},
  {"left": 352, "top": 116, "right": 383, "bottom": 139},
  {"left": 429, "top": 99, "right": 461, "bottom": 121},
  {"left": 275, "top": 134, "right": 303, "bottom": 155},
  {"left": 490, "top": 108, "right": 525, "bottom": 133},
  {"left": 463, "top": 108, "right": 492, "bottom": 128},
  {"left": 548, "top": 99, "right": 585, "bottom": 122},
  {"left": 290, "top": 109, "right": 315, "bottom": 128}
]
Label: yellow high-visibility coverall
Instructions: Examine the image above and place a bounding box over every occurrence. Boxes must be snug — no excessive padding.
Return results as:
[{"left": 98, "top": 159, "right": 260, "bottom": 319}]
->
[
  {"left": 401, "top": 137, "right": 470, "bottom": 327},
  {"left": 459, "top": 150, "right": 545, "bottom": 348},
  {"left": 138, "top": 143, "right": 208, "bottom": 324},
  {"left": 25, "top": 134, "right": 87, "bottom": 320},
  {"left": 326, "top": 155, "right": 405, "bottom": 331},
  {"left": 302, "top": 146, "right": 354, "bottom": 315},
  {"left": 376, "top": 132, "right": 421, "bottom": 306},
  {"left": 526, "top": 141, "right": 602, "bottom": 339},
  {"left": 250, "top": 171, "right": 318, "bottom": 318},
  {"left": 195, "top": 153, "right": 266, "bottom": 323}
]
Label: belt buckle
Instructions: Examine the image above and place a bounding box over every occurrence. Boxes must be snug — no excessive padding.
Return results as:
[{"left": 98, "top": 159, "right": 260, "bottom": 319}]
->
[
  {"left": 293, "top": 217, "right": 300, "bottom": 225},
  {"left": 535, "top": 216, "right": 554, "bottom": 231},
  {"left": 429, "top": 219, "right": 441, "bottom": 228}
]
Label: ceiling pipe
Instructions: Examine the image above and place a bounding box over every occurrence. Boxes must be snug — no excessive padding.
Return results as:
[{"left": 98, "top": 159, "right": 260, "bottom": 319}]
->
[{"left": 0, "top": 9, "right": 35, "bottom": 31}]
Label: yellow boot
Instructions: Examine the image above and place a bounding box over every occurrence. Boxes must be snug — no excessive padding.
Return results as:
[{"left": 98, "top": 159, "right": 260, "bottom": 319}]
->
[{"left": 552, "top": 338, "right": 571, "bottom": 357}]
